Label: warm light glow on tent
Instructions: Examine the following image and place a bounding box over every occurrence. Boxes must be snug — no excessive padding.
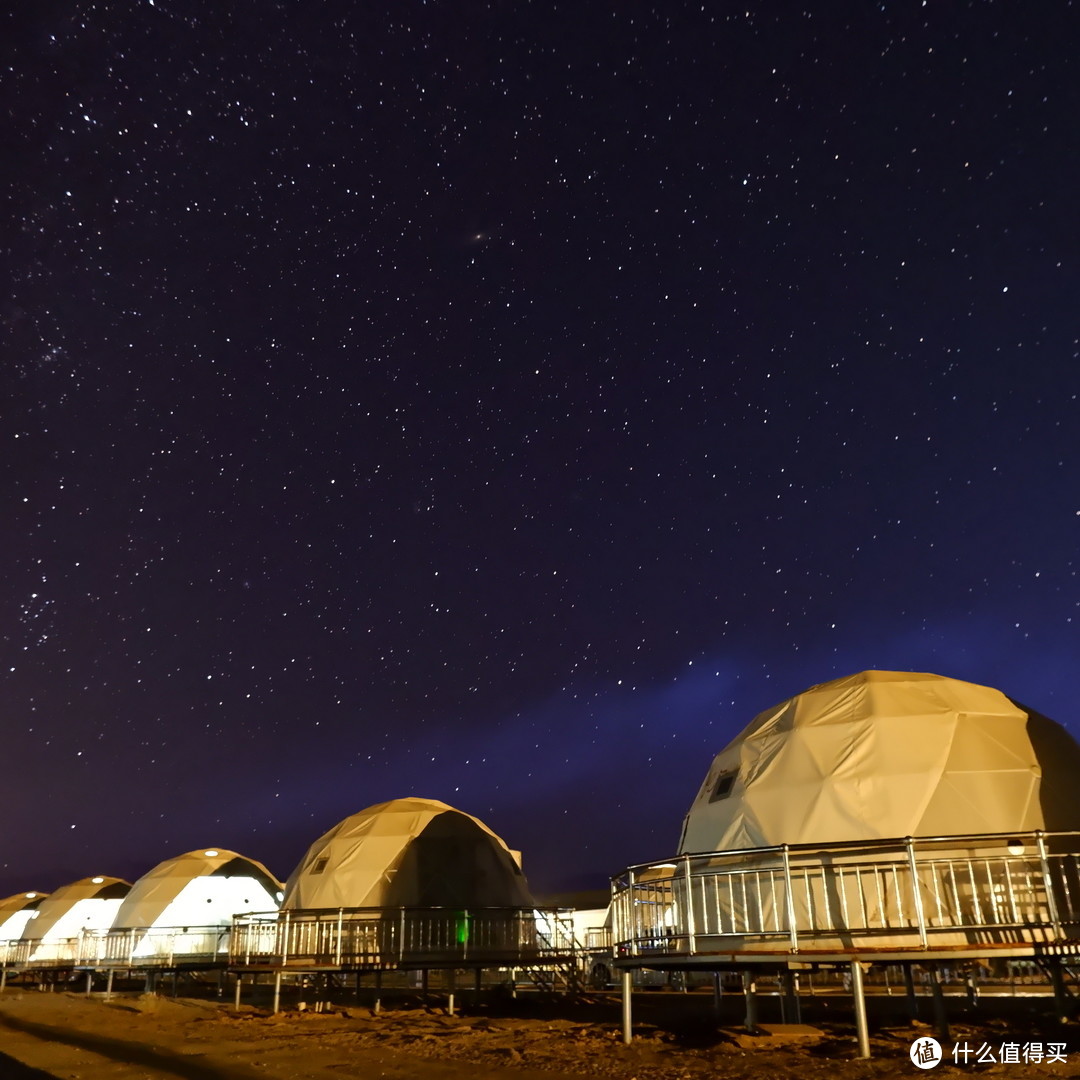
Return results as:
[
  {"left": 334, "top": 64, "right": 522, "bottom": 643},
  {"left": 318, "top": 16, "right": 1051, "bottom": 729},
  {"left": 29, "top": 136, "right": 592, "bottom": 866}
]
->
[
  {"left": 284, "top": 797, "right": 534, "bottom": 910},
  {"left": 681, "top": 670, "right": 1080, "bottom": 852}
]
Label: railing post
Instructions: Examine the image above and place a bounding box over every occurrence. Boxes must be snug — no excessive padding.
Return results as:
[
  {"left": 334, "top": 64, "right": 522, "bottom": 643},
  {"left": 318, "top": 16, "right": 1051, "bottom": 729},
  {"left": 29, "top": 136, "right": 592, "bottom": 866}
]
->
[
  {"left": 335, "top": 909, "right": 343, "bottom": 966},
  {"left": 781, "top": 845, "right": 799, "bottom": 953},
  {"left": 682, "top": 857, "right": 696, "bottom": 954},
  {"left": 1035, "top": 831, "right": 1062, "bottom": 938},
  {"left": 399, "top": 908, "right": 406, "bottom": 962},
  {"left": 905, "top": 838, "right": 928, "bottom": 948},
  {"left": 462, "top": 909, "right": 469, "bottom": 962},
  {"left": 626, "top": 868, "right": 637, "bottom": 957}
]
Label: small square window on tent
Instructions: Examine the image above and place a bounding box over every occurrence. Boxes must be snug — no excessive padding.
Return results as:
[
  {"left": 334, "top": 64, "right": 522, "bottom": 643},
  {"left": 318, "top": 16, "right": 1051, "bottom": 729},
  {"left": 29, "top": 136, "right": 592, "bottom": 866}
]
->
[{"left": 711, "top": 772, "right": 737, "bottom": 801}]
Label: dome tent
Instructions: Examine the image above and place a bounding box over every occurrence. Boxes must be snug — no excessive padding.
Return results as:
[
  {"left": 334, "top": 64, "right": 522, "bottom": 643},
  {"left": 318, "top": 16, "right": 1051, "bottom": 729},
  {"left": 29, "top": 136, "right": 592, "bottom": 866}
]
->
[
  {"left": 680, "top": 670, "right": 1080, "bottom": 854},
  {"left": 21, "top": 876, "right": 130, "bottom": 961},
  {"left": 284, "top": 797, "right": 534, "bottom": 910},
  {"left": 113, "top": 848, "right": 282, "bottom": 930},
  {"left": 0, "top": 891, "right": 48, "bottom": 941}
]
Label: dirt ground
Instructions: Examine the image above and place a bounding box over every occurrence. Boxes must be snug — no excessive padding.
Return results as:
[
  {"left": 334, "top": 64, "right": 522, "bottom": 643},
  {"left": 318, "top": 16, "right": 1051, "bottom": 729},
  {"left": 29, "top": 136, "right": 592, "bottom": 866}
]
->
[{"left": 0, "top": 984, "right": 1076, "bottom": 1079}]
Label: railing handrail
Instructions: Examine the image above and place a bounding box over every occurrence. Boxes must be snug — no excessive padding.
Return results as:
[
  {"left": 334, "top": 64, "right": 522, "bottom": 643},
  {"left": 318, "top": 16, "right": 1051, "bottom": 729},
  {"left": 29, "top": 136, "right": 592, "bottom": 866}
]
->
[
  {"left": 618, "top": 829, "right": 1080, "bottom": 877},
  {"left": 610, "top": 830, "right": 1080, "bottom": 961}
]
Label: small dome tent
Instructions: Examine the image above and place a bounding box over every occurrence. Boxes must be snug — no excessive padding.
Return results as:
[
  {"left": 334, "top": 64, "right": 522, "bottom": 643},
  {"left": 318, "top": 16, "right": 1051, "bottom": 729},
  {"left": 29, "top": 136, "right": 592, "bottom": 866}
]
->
[
  {"left": 21, "top": 876, "right": 130, "bottom": 961},
  {"left": 113, "top": 849, "right": 282, "bottom": 930},
  {"left": 0, "top": 891, "right": 48, "bottom": 941},
  {"left": 284, "top": 797, "right": 534, "bottom": 910},
  {"left": 680, "top": 670, "right": 1080, "bottom": 854}
]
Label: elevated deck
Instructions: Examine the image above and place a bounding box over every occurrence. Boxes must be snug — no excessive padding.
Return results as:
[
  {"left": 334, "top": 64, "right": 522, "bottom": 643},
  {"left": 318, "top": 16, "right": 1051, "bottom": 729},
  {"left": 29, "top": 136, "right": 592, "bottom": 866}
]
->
[
  {"left": 229, "top": 905, "right": 576, "bottom": 972},
  {"left": 611, "top": 830, "right": 1080, "bottom": 967},
  {"left": 0, "top": 907, "right": 577, "bottom": 977},
  {"left": 610, "top": 831, "right": 1080, "bottom": 1056}
]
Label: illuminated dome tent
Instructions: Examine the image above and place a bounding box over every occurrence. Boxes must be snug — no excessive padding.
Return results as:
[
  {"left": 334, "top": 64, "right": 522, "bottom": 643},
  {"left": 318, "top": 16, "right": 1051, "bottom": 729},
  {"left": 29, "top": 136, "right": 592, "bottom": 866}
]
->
[
  {"left": 21, "top": 876, "right": 130, "bottom": 960},
  {"left": 0, "top": 891, "right": 48, "bottom": 941},
  {"left": 680, "top": 670, "right": 1080, "bottom": 854},
  {"left": 114, "top": 848, "right": 282, "bottom": 930},
  {"left": 284, "top": 797, "right": 534, "bottom": 909}
]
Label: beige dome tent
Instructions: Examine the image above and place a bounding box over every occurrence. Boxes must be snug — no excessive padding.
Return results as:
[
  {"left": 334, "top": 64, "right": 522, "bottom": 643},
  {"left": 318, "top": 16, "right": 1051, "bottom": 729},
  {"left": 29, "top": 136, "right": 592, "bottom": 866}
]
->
[
  {"left": 21, "top": 876, "right": 130, "bottom": 962},
  {"left": 114, "top": 849, "right": 281, "bottom": 929},
  {"left": 0, "top": 891, "right": 48, "bottom": 941},
  {"left": 110, "top": 848, "right": 281, "bottom": 961},
  {"left": 284, "top": 797, "right": 534, "bottom": 909},
  {"left": 680, "top": 670, "right": 1080, "bottom": 854}
]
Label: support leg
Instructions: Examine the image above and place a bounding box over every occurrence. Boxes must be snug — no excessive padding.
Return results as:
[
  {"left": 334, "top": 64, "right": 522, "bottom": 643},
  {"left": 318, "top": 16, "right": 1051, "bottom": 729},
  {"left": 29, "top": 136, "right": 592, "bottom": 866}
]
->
[
  {"left": 850, "top": 960, "right": 870, "bottom": 1060},
  {"left": 1048, "top": 958, "right": 1069, "bottom": 1024},
  {"left": 272, "top": 970, "right": 282, "bottom": 1015},
  {"left": 621, "top": 970, "right": 633, "bottom": 1045},
  {"left": 742, "top": 970, "right": 758, "bottom": 1033},
  {"left": 929, "top": 966, "right": 950, "bottom": 1043},
  {"left": 234, "top": 974, "right": 243, "bottom": 1010},
  {"left": 903, "top": 964, "right": 919, "bottom": 1020},
  {"left": 106, "top": 968, "right": 114, "bottom": 1001},
  {"left": 447, "top": 968, "right": 456, "bottom": 1016},
  {"left": 783, "top": 970, "right": 802, "bottom": 1024},
  {"left": 373, "top": 968, "right": 382, "bottom": 1015},
  {"left": 85, "top": 971, "right": 93, "bottom": 997}
]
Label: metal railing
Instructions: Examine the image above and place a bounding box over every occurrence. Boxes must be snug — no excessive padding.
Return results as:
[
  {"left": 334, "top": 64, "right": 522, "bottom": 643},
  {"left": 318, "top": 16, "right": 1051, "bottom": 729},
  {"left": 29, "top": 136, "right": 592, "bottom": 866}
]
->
[
  {"left": 612, "top": 831, "right": 1080, "bottom": 960},
  {"left": 0, "top": 926, "right": 231, "bottom": 970},
  {"left": 230, "top": 906, "right": 576, "bottom": 968}
]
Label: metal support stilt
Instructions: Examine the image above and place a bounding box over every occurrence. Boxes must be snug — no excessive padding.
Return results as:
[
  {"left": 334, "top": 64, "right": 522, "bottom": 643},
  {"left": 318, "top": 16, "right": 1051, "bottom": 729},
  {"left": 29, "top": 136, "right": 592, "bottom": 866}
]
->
[
  {"left": 106, "top": 968, "right": 114, "bottom": 1001},
  {"left": 374, "top": 968, "right": 382, "bottom": 1014},
  {"left": 850, "top": 960, "right": 870, "bottom": 1059},
  {"left": 1049, "top": 958, "right": 1069, "bottom": 1023},
  {"left": 930, "top": 966, "right": 950, "bottom": 1043},
  {"left": 234, "top": 974, "right": 243, "bottom": 1010},
  {"left": 1, "top": 967, "right": 7, "bottom": 992},
  {"left": 783, "top": 970, "right": 802, "bottom": 1024},
  {"left": 903, "top": 965, "right": 919, "bottom": 1020},
  {"left": 621, "top": 970, "right": 633, "bottom": 1045},
  {"left": 272, "top": 970, "right": 282, "bottom": 1015},
  {"left": 742, "top": 970, "right": 758, "bottom": 1032},
  {"left": 85, "top": 971, "right": 93, "bottom": 997},
  {"left": 447, "top": 968, "right": 456, "bottom": 1016}
]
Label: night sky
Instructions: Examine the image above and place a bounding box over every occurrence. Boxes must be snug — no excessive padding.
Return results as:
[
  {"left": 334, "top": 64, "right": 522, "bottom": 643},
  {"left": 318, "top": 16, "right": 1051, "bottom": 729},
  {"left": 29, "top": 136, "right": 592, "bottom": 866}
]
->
[{"left": 3, "top": 1, "right": 1078, "bottom": 900}]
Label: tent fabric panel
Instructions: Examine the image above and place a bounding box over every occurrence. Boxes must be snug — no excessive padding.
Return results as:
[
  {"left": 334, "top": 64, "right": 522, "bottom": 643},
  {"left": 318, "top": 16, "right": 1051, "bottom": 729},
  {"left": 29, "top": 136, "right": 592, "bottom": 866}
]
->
[
  {"left": 283, "top": 798, "right": 533, "bottom": 910},
  {"left": 680, "top": 671, "right": 1080, "bottom": 853}
]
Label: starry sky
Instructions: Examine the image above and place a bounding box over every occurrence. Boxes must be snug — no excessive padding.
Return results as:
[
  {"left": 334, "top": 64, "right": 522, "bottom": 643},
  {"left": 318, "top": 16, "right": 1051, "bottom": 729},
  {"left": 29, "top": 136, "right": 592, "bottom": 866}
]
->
[{"left": 3, "top": 1, "right": 1078, "bottom": 900}]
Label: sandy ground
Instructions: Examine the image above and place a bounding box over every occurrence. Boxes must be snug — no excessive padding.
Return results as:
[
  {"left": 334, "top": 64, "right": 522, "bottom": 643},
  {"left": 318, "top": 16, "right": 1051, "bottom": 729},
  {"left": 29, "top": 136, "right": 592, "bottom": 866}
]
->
[{"left": 0, "top": 984, "right": 1077, "bottom": 1079}]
